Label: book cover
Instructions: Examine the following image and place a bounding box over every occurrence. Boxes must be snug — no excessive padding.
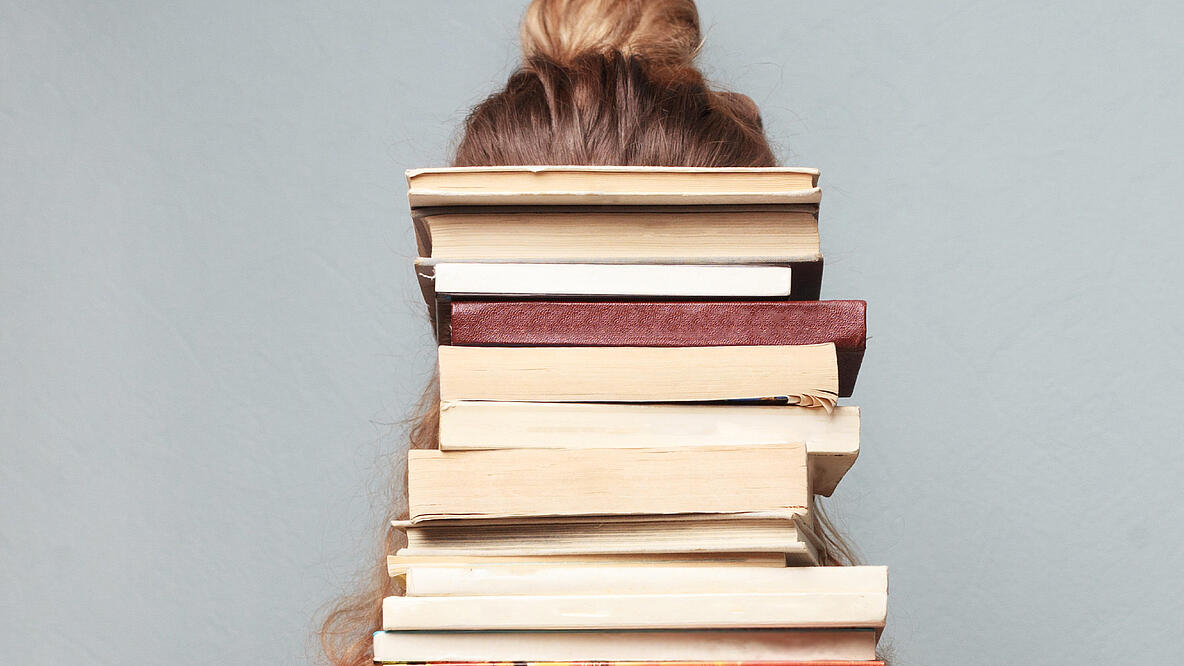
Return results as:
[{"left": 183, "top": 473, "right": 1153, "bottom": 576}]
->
[{"left": 441, "top": 300, "right": 865, "bottom": 396}]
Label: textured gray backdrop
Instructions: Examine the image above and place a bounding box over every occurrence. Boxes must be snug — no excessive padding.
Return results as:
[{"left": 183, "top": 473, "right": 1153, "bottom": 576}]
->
[{"left": 3, "top": 1, "right": 1182, "bottom": 664}]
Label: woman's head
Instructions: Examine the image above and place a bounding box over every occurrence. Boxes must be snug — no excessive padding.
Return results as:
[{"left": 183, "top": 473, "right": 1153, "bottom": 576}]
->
[{"left": 454, "top": 0, "right": 775, "bottom": 168}]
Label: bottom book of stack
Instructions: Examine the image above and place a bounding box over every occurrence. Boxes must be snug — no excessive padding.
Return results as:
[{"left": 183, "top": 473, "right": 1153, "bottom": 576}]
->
[{"left": 374, "top": 565, "right": 887, "bottom": 665}]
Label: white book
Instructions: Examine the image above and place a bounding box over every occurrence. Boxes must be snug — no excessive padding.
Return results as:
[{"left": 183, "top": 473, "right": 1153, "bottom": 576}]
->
[
  {"left": 431, "top": 262, "right": 793, "bottom": 297},
  {"left": 404, "top": 564, "right": 887, "bottom": 597},
  {"left": 439, "top": 402, "right": 860, "bottom": 496},
  {"left": 381, "top": 591, "right": 887, "bottom": 630},
  {"left": 373, "top": 628, "right": 878, "bottom": 663}
]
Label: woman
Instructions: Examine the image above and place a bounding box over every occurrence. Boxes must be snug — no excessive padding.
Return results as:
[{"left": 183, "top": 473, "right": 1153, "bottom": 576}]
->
[{"left": 319, "top": 1, "right": 866, "bottom": 663}]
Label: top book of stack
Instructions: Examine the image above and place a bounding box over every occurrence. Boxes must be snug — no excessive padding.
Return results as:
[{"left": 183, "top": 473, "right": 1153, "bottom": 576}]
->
[{"left": 409, "top": 166, "right": 827, "bottom": 308}]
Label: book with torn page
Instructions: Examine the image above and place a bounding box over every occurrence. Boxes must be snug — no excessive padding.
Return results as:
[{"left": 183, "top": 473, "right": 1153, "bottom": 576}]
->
[{"left": 437, "top": 402, "right": 859, "bottom": 497}]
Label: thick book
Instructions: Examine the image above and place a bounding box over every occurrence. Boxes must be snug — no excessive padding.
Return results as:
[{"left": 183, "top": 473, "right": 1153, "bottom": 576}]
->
[
  {"left": 440, "top": 300, "right": 866, "bottom": 397},
  {"left": 412, "top": 204, "right": 820, "bottom": 261},
  {"left": 406, "top": 165, "right": 821, "bottom": 207},
  {"left": 403, "top": 564, "right": 888, "bottom": 597},
  {"left": 406, "top": 445, "right": 809, "bottom": 524},
  {"left": 437, "top": 402, "right": 858, "bottom": 497},
  {"left": 381, "top": 591, "right": 887, "bottom": 630},
  {"left": 373, "top": 629, "right": 878, "bottom": 662},
  {"left": 437, "top": 344, "right": 839, "bottom": 408},
  {"left": 414, "top": 259, "right": 823, "bottom": 311},
  {"left": 395, "top": 514, "right": 820, "bottom": 564},
  {"left": 387, "top": 552, "right": 791, "bottom": 578}
]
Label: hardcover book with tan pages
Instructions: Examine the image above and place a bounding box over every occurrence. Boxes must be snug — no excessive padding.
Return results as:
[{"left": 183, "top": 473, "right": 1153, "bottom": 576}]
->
[
  {"left": 406, "top": 166, "right": 821, "bottom": 207},
  {"left": 436, "top": 344, "right": 839, "bottom": 408},
  {"left": 439, "top": 299, "right": 866, "bottom": 396},
  {"left": 412, "top": 204, "right": 819, "bottom": 261},
  {"left": 406, "top": 444, "right": 810, "bottom": 524}
]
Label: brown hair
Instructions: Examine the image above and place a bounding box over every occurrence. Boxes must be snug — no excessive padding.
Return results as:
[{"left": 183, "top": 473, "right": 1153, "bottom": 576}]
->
[{"left": 317, "top": 2, "right": 862, "bottom": 664}]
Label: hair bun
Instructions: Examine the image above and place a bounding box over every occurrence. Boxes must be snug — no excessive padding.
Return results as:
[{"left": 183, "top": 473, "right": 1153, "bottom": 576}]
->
[{"left": 521, "top": 0, "right": 702, "bottom": 75}]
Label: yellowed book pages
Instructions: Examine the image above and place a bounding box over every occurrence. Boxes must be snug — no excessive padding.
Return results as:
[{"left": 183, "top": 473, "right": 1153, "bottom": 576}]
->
[
  {"left": 407, "top": 444, "right": 809, "bottom": 523},
  {"left": 438, "top": 402, "right": 859, "bottom": 496},
  {"left": 419, "top": 208, "right": 820, "bottom": 260},
  {"left": 404, "top": 564, "right": 888, "bottom": 597},
  {"left": 381, "top": 590, "right": 887, "bottom": 630},
  {"left": 406, "top": 165, "right": 821, "bottom": 207},
  {"left": 398, "top": 515, "right": 817, "bottom": 563},
  {"left": 373, "top": 628, "right": 878, "bottom": 663},
  {"left": 437, "top": 344, "right": 838, "bottom": 408},
  {"left": 387, "top": 552, "right": 789, "bottom": 578}
]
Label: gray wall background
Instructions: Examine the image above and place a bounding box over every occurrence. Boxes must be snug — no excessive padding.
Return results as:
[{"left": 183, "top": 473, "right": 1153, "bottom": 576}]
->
[{"left": 3, "top": 1, "right": 1182, "bottom": 664}]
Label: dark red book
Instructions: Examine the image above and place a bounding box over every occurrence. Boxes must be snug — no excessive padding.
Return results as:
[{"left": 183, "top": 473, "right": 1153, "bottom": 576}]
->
[{"left": 440, "top": 300, "right": 867, "bottom": 397}]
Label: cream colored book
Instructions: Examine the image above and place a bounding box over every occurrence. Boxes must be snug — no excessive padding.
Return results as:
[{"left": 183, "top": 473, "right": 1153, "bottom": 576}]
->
[
  {"left": 388, "top": 552, "right": 790, "bottom": 578},
  {"left": 396, "top": 514, "right": 819, "bottom": 564},
  {"left": 374, "top": 628, "right": 878, "bottom": 662},
  {"left": 406, "top": 165, "right": 821, "bottom": 207},
  {"left": 437, "top": 344, "right": 839, "bottom": 408},
  {"left": 407, "top": 444, "right": 809, "bottom": 523},
  {"left": 381, "top": 590, "right": 887, "bottom": 630},
  {"left": 430, "top": 262, "right": 793, "bottom": 297},
  {"left": 413, "top": 205, "right": 820, "bottom": 261},
  {"left": 438, "top": 402, "right": 860, "bottom": 496},
  {"left": 403, "top": 564, "right": 887, "bottom": 597}
]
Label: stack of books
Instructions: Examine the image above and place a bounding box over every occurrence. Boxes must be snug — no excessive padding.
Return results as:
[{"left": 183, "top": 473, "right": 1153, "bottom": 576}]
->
[{"left": 377, "top": 166, "right": 887, "bottom": 665}]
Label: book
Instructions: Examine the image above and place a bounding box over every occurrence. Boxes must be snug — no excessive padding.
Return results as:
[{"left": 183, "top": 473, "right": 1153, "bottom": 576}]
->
[
  {"left": 387, "top": 552, "right": 792, "bottom": 578},
  {"left": 437, "top": 402, "right": 858, "bottom": 497},
  {"left": 380, "top": 590, "right": 887, "bottom": 630},
  {"left": 436, "top": 344, "right": 839, "bottom": 408},
  {"left": 429, "top": 262, "right": 794, "bottom": 297},
  {"left": 440, "top": 300, "right": 866, "bottom": 397},
  {"left": 373, "top": 629, "right": 879, "bottom": 662},
  {"left": 404, "top": 564, "right": 887, "bottom": 597},
  {"left": 407, "top": 445, "right": 809, "bottom": 524},
  {"left": 406, "top": 166, "right": 821, "bottom": 207},
  {"left": 412, "top": 204, "right": 820, "bottom": 261},
  {"left": 377, "top": 661, "right": 885, "bottom": 666},
  {"left": 415, "top": 259, "right": 823, "bottom": 310},
  {"left": 396, "top": 514, "right": 820, "bottom": 564}
]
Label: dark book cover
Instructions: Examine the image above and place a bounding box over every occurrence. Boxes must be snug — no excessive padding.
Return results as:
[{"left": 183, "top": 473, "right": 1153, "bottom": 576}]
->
[{"left": 441, "top": 299, "right": 865, "bottom": 397}]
